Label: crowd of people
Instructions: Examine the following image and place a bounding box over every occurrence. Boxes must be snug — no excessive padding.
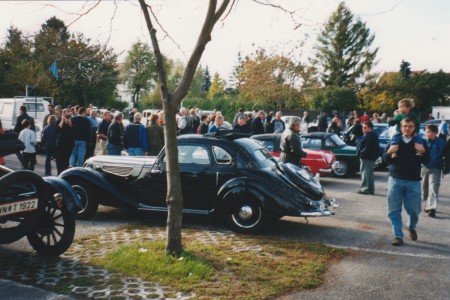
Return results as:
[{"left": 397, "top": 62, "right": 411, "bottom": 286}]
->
[{"left": 2, "top": 100, "right": 450, "bottom": 248}]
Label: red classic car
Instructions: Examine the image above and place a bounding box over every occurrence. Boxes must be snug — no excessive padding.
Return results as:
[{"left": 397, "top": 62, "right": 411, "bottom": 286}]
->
[{"left": 251, "top": 133, "right": 337, "bottom": 176}]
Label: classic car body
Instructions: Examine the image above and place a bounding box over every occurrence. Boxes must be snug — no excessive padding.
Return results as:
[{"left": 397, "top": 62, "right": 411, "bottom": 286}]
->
[
  {"left": 60, "top": 134, "right": 337, "bottom": 233},
  {"left": 251, "top": 133, "right": 337, "bottom": 176},
  {"left": 300, "top": 132, "right": 360, "bottom": 177}
]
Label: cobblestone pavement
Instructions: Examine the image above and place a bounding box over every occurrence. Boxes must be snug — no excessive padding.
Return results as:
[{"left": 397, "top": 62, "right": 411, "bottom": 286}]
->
[{"left": 0, "top": 226, "right": 264, "bottom": 299}]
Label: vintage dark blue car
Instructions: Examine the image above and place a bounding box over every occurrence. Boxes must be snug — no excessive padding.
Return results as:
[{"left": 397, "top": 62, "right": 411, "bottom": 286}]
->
[{"left": 60, "top": 134, "right": 337, "bottom": 233}]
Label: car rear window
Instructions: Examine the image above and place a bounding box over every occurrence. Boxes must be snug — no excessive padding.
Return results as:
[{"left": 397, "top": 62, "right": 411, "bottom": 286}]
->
[{"left": 253, "top": 148, "right": 277, "bottom": 168}]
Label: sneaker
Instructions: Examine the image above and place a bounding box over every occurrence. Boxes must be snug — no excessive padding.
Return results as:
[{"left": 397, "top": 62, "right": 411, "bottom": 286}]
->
[
  {"left": 408, "top": 229, "right": 417, "bottom": 241},
  {"left": 392, "top": 237, "right": 404, "bottom": 246},
  {"left": 428, "top": 209, "right": 436, "bottom": 218},
  {"left": 357, "top": 190, "right": 370, "bottom": 195}
]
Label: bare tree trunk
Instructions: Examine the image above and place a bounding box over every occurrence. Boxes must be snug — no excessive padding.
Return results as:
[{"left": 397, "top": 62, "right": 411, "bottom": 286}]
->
[
  {"left": 139, "top": 0, "right": 232, "bottom": 256},
  {"left": 162, "top": 101, "right": 183, "bottom": 255}
]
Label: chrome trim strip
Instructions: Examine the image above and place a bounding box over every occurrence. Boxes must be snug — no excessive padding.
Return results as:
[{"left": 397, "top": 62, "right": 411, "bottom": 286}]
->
[
  {"left": 138, "top": 205, "right": 210, "bottom": 215},
  {"left": 319, "top": 168, "right": 332, "bottom": 173},
  {"left": 300, "top": 211, "right": 332, "bottom": 217}
]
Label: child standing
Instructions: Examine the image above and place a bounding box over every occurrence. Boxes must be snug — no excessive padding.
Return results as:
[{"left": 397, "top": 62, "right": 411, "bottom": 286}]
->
[
  {"left": 18, "top": 119, "right": 36, "bottom": 170},
  {"left": 387, "top": 98, "right": 422, "bottom": 157}
]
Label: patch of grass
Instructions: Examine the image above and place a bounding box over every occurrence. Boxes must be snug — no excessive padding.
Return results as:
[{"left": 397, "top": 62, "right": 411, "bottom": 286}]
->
[{"left": 90, "top": 232, "right": 345, "bottom": 300}]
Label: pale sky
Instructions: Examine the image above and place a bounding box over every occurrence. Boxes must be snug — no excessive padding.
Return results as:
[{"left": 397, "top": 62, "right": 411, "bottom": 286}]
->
[{"left": 1, "top": 0, "right": 449, "bottom": 79}]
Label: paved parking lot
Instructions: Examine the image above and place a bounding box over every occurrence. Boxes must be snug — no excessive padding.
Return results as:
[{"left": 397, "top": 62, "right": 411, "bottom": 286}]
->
[{"left": 1, "top": 153, "right": 450, "bottom": 299}]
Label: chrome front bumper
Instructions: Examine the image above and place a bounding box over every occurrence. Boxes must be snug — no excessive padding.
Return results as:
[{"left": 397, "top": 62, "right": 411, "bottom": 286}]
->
[{"left": 300, "top": 197, "right": 338, "bottom": 217}]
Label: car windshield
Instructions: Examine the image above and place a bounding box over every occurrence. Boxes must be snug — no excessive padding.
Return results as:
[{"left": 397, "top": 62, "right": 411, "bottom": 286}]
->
[{"left": 328, "top": 134, "right": 346, "bottom": 146}]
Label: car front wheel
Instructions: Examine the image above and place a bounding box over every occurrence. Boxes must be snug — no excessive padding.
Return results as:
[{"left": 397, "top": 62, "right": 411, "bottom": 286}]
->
[
  {"left": 332, "top": 160, "right": 350, "bottom": 178},
  {"left": 66, "top": 179, "right": 98, "bottom": 220},
  {"left": 227, "top": 199, "right": 266, "bottom": 234}
]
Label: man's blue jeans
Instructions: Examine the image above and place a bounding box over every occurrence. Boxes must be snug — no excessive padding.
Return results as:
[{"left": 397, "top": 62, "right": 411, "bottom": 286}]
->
[
  {"left": 387, "top": 176, "right": 421, "bottom": 239},
  {"left": 127, "top": 148, "right": 145, "bottom": 156},
  {"left": 69, "top": 140, "right": 86, "bottom": 167},
  {"left": 107, "top": 143, "right": 122, "bottom": 156}
]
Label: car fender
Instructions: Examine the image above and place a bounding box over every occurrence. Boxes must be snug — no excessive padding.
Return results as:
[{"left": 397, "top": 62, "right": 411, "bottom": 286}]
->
[
  {"left": 59, "top": 167, "right": 138, "bottom": 208},
  {"left": 43, "top": 176, "right": 82, "bottom": 214},
  {"left": 217, "top": 176, "right": 292, "bottom": 215}
]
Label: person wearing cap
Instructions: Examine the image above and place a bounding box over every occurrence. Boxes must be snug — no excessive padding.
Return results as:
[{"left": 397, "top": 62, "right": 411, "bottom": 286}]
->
[{"left": 280, "top": 116, "right": 307, "bottom": 166}]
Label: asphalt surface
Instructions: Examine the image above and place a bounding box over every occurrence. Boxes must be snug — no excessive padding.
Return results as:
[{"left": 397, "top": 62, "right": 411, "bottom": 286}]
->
[{"left": 1, "top": 153, "right": 450, "bottom": 299}]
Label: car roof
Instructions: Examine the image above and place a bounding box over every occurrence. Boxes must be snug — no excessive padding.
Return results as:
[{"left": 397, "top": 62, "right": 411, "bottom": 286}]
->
[
  {"left": 301, "top": 132, "right": 331, "bottom": 138},
  {"left": 177, "top": 133, "right": 261, "bottom": 152}
]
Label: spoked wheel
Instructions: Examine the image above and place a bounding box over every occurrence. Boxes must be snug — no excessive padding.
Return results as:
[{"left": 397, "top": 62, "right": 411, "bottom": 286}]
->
[
  {"left": 0, "top": 171, "right": 47, "bottom": 244},
  {"left": 26, "top": 191, "right": 76, "bottom": 257},
  {"left": 227, "top": 199, "right": 266, "bottom": 234}
]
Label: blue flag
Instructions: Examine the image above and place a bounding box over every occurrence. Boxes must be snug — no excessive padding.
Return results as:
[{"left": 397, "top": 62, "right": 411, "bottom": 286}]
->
[{"left": 49, "top": 61, "right": 59, "bottom": 80}]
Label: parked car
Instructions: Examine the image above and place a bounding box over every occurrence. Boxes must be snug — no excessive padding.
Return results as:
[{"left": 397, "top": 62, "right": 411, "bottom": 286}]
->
[
  {"left": 300, "top": 132, "right": 360, "bottom": 178},
  {"left": 251, "top": 133, "right": 337, "bottom": 177},
  {"left": 60, "top": 133, "right": 337, "bottom": 233}
]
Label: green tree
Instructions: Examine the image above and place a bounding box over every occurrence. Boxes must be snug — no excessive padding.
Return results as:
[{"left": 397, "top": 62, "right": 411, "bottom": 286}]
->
[
  {"left": 238, "top": 48, "right": 305, "bottom": 110},
  {"left": 313, "top": 86, "right": 357, "bottom": 111},
  {"left": 121, "top": 41, "right": 157, "bottom": 109},
  {"left": 399, "top": 60, "right": 411, "bottom": 80},
  {"left": 208, "top": 72, "right": 225, "bottom": 99},
  {"left": 313, "top": 2, "right": 378, "bottom": 88},
  {"left": 201, "top": 66, "right": 211, "bottom": 95},
  {"left": 58, "top": 33, "right": 119, "bottom": 106},
  {"left": 0, "top": 26, "right": 34, "bottom": 96}
]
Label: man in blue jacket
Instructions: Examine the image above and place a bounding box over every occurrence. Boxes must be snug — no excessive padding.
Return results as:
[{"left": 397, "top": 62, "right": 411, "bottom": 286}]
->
[
  {"left": 123, "top": 113, "right": 148, "bottom": 156},
  {"left": 421, "top": 124, "right": 446, "bottom": 218},
  {"left": 356, "top": 121, "right": 379, "bottom": 195},
  {"left": 383, "top": 117, "right": 429, "bottom": 246}
]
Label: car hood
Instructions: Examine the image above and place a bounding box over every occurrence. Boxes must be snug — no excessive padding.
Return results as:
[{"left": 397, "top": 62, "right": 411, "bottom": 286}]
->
[{"left": 84, "top": 155, "right": 158, "bottom": 178}]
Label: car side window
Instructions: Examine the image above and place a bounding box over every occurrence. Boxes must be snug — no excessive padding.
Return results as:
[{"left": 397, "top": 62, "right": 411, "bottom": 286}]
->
[
  {"left": 324, "top": 138, "right": 334, "bottom": 147},
  {"left": 178, "top": 145, "right": 210, "bottom": 165},
  {"left": 212, "top": 146, "right": 232, "bottom": 165},
  {"left": 301, "top": 138, "right": 321, "bottom": 149}
]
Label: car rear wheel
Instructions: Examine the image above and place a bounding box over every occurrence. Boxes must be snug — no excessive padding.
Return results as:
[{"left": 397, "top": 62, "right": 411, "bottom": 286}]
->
[
  {"left": 332, "top": 160, "right": 350, "bottom": 178},
  {"left": 26, "top": 189, "right": 76, "bottom": 257},
  {"left": 227, "top": 198, "right": 266, "bottom": 234},
  {"left": 66, "top": 179, "right": 98, "bottom": 220}
]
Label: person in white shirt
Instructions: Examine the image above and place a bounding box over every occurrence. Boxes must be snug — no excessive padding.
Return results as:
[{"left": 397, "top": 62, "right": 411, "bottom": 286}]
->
[{"left": 18, "top": 119, "right": 36, "bottom": 170}]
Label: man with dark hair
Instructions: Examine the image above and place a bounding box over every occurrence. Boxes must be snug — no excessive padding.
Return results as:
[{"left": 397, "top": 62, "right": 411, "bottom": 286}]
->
[
  {"left": 421, "top": 124, "right": 446, "bottom": 217},
  {"left": 251, "top": 110, "right": 265, "bottom": 135},
  {"left": 356, "top": 121, "right": 379, "bottom": 195},
  {"left": 383, "top": 117, "right": 429, "bottom": 246},
  {"left": 97, "top": 111, "right": 112, "bottom": 155},
  {"left": 107, "top": 113, "right": 124, "bottom": 155},
  {"left": 43, "top": 104, "right": 56, "bottom": 127},
  {"left": 14, "top": 105, "right": 35, "bottom": 133},
  {"left": 69, "top": 107, "right": 91, "bottom": 167},
  {"left": 318, "top": 111, "right": 328, "bottom": 132}
]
